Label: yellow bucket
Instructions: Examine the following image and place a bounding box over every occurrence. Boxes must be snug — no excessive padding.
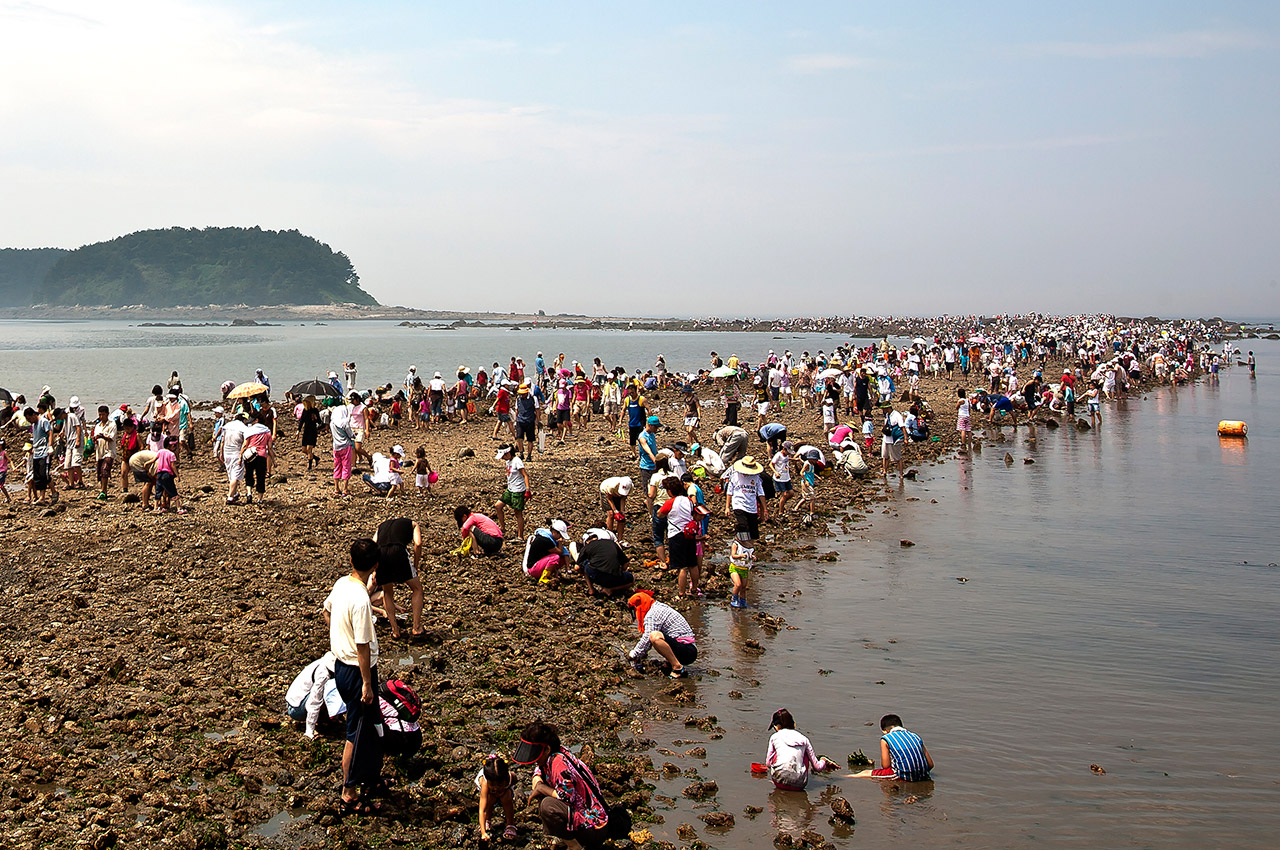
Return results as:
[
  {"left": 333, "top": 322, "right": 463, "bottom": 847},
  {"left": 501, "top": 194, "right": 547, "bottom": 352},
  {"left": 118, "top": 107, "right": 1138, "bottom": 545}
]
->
[{"left": 1217, "top": 420, "right": 1248, "bottom": 437}]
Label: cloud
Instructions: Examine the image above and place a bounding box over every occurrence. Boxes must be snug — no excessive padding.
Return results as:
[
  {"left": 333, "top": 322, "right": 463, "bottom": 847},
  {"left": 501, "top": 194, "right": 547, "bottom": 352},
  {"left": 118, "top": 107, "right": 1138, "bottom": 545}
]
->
[
  {"left": 785, "top": 53, "right": 873, "bottom": 74},
  {"left": 1027, "top": 29, "right": 1270, "bottom": 59}
]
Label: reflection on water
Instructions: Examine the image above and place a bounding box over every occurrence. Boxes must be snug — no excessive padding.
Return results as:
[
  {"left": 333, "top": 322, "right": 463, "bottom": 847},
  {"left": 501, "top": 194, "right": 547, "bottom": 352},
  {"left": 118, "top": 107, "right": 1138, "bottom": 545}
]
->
[{"left": 636, "top": 358, "right": 1280, "bottom": 848}]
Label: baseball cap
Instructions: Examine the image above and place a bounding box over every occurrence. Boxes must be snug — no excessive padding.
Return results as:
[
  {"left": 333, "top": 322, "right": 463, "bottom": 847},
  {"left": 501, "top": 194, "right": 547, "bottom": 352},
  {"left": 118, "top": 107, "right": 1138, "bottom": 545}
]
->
[
  {"left": 391, "top": 445, "right": 404, "bottom": 456},
  {"left": 646, "top": 415, "right": 660, "bottom": 425}
]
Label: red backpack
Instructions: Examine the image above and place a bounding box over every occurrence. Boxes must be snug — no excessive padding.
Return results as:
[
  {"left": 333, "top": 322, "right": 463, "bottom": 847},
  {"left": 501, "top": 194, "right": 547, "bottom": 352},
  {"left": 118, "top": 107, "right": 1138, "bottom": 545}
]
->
[{"left": 380, "top": 679, "right": 421, "bottom": 723}]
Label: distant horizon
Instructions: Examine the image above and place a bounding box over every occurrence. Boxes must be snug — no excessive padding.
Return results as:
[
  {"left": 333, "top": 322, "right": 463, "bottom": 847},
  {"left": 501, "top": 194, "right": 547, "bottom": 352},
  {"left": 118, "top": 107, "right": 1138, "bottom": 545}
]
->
[{"left": 3, "top": 1, "right": 1277, "bottom": 317}]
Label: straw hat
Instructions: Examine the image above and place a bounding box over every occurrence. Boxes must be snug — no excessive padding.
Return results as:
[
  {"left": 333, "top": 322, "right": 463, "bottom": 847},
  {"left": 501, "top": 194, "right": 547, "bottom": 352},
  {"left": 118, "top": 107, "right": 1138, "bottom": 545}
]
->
[{"left": 733, "top": 455, "right": 764, "bottom": 475}]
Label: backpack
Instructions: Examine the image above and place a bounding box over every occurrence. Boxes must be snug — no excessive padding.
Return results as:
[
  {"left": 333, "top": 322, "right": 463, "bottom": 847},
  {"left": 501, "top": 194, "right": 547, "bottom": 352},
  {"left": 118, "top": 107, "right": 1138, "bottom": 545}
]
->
[{"left": 380, "top": 679, "right": 421, "bottom": 723}]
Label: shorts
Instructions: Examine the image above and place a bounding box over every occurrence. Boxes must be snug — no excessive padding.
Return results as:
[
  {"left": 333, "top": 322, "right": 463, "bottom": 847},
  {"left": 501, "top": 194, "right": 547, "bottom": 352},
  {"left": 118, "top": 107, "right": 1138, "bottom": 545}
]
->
[
  {"left": 500, "top": 489, "right": 526, "bottom": 512},
  {"left": 956, "top": 415, "right": 971, "bottom": 433},
  {"left": 333, "top": 445, "right": 354, "bottom": 481},
  {"left": 557, "top": 409, "right": 571, "bottom": 425},
  {"left": 64, "top": 446, "right": 82, "bottom": 469},
  {"left": 497, "top": 412, "right": 512, "bottom": 423},
  {"left": 733, "top": 508, "right": 760, "bottom": 542},
  {"left": 601, "top": 493, "right": 624, "bottom": 514},
  {"left": 684, "top": 416, "right": 698, "bottom": 428},
  {"left": 31, "top": 456, "right": 50, "bottom": 489},
  {"left": 823, "top": 412, "right": 836, "bottom": 426},
  {"left": 284, "top": 702, "right": 307, "bottom": 722},
  {"left": 0, "top": 471, "right": 6, "bottom": 485},
  {"left": 727, "top": 564, "right": 751, "bottom": 578},
  {"left": 668, "top": 532, "right": 697, "bottom": 569},
  {"left": 773, "top": 479, "right": 792, "bottom": 493},
  {"left": 756, "top": 402, "right": 770, "bottom": 416},
  {"left": 472, "top": 528, "right": 504, "bottom": 555},
  {"left": 1088, "top": 402, "right": 1100, "bottom": 412},
  {"left": 377, "top": 545, "right": 415, "bottom": 584},
  {"left": 515, "top": 420, "right": 536, "bottom": 442},
  {"left": 96, "top": 456, "right": 114, "bottom": 481},
  {"left": 156, "top": 471, "right": 177, "bottom": 498},
  {"left": 881, "top": 441, "right": 902, "bottom": 462},
  {"left": 416, "top": 473, "right": 431, "bottom": 488},
  {"left": 572, "top": 400, "right": 588, "bottom": 417},
  {"left": 668, "top": 637, "right": 698, "bottom": 666},
  {"left": 224, "top": 451, "right": 245, "bottom": 482}
]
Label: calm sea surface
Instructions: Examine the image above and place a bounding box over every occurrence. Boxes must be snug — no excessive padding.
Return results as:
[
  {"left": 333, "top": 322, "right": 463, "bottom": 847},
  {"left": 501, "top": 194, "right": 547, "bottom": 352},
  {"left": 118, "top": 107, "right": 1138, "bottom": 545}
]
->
[{"left": 3, "top": 321, "right": 1277, "bottom": 847}]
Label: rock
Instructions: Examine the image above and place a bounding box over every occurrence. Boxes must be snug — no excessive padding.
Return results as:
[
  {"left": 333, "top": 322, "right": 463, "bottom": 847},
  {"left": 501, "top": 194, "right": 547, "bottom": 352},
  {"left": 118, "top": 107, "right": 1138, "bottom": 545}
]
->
[
  {"left": 903, "top": 468, "right": 917, "bottom": 479},
  {"left": 699, "top": 811, "right": 735, "bottom": 828},
  {"left": 799, "top": 829, "right": 827, "bottom": 847},
  {"left": 1090, "top": 763, "right": 1106, "bottom": 774},
  {"left": 1076, "top": 419, "right": 1091, "bottom": 430},
  {"left": 899, "top": 539, "right": 914, "bottom": 547},
  {"left": 676, "top": 823, "right": 698, "bottom": 840},
  {"left": 121, "top": 493, "right": 140, "bottom": 503},
  {"left": 1045, "top": 418, "right": 1060, "bottom": 429},
  {"left": 271, "top": 474, "right": 289, "bottom": 484},
  {"left": 829, "top": 797, "right": 856, "bottom": 824},
  {"left": 685, "top": 747, "right": 707, "bottom": 759},
  {"left": 774, "top": 833, "right": 795, "bottom": 848},
  {"left": 682, "top": 780, "right": 718, "bottom": 800},
  {"left": 1023, "top": 458, "right": 1035, "bottom": 464},
  {"left": 956, "top": 576, "right": 968, "bottom": 583},
  {"left": 459, "top": 447, "right": 475, "bottom": 458},
  {"left": 744, "top": 805, "right": 763, "bottom": 817},
  {"left": 1004, "top": 452, "right": 1014, "bottom": 465}
]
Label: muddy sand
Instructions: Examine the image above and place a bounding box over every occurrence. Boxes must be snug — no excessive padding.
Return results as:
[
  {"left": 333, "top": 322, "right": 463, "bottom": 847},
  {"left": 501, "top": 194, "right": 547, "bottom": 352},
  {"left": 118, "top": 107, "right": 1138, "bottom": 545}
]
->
[{"left": 1, "top": 377, "right": 992, "bottom": 850}]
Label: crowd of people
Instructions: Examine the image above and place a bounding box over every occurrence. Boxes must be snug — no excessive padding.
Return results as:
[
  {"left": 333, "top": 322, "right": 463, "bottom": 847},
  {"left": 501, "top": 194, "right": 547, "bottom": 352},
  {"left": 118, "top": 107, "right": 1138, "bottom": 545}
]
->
[{"left": 1, "top": 314, "right": 1235, "bottom": 842}]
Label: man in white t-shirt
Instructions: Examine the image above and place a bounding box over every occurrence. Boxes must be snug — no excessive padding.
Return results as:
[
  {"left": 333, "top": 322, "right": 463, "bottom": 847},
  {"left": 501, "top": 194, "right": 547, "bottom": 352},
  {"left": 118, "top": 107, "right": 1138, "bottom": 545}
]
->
[{"left": 324, "top": 539, "right": 382, "bottom": 812}]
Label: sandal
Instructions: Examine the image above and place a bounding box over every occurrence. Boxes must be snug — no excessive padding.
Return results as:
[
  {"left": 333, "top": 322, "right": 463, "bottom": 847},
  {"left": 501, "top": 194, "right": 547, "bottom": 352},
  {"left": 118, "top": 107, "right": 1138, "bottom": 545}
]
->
[
  {"left": 339, "top": 795, "right": 382, "bottom": 816},
  {"left": 503, "top": 825, "right": 519, "bottom": 840},
  {"left": 669, "top": 667, "right": 688, "bottom": 679}
]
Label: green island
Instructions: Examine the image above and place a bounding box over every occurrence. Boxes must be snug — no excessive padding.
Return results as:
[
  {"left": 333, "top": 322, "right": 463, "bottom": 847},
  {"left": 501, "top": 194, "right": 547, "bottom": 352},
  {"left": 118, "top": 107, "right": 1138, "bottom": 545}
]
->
[{"left": 0, "top": 227, "right": 377, "bottom": 307}]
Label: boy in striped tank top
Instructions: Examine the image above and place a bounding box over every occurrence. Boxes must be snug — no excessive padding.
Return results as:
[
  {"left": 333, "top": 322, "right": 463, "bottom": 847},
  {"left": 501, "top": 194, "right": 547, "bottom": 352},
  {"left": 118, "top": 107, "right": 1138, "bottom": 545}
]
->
[{"left": 852, "top": 713, "right": 934, "bottom": 782}]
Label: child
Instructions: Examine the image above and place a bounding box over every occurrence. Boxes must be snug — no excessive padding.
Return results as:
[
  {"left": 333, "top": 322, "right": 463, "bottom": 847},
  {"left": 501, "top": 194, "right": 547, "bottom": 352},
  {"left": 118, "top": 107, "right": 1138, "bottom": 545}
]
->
[
  {"left": 23, "top": 442, "right": 35, "bottom": 504},
  {"left": 475, "top": 754, "right": 518, "bottom": 842},
  {"left": 1084, "top": 383, "right": 1102, "bottom": 426},
  {"left": 154, "top": 436, "right": 184, "bottom": 514},
  {"left": 852, "top": 713, "right": 934, "bottom": 782},
  {"left": 728, "top": 538, "right": 754, "bottom": 609},
  {"left": 0, "top": 439, "right": 10, "bottom": 503},
  {"left": 413, "top": 446, "right": 433, "bottom": 495},
  {"left": 390, "top": 397, "right": 402, "bottom": 427},
  {"left": 793, "top": 456, "right": 816, "bottom": 517},
  {"left": 147, "top": 422, "right": 166, "bottom": 454},
  {"left": 821, "top": 394, "right": 837, "bottom": 437},
  {"left": 765, "top": 709, "right": 837, "bottom": 791},
  {"left": 861, "top": 416, "right": 874, "bottom": 451}
]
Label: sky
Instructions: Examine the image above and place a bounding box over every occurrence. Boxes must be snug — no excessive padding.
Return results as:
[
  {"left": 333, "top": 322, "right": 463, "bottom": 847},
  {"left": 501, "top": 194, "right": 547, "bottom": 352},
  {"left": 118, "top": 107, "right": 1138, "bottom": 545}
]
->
[{"left": 1, "top": 1, "right": 1277, "bottom": 318}]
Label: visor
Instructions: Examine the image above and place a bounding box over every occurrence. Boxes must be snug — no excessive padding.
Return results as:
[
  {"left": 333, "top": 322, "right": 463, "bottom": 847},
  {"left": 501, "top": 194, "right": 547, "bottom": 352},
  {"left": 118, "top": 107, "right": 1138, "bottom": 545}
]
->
[{"left": 512, "top": 738, "right": 547, "bottom": 765}]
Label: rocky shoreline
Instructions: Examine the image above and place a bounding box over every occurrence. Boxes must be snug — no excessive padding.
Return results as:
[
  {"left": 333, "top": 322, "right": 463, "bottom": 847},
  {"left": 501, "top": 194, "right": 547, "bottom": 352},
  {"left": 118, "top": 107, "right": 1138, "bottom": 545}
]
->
[{"left": 0, "top": 370, "right": 1118, "bottom": 850}]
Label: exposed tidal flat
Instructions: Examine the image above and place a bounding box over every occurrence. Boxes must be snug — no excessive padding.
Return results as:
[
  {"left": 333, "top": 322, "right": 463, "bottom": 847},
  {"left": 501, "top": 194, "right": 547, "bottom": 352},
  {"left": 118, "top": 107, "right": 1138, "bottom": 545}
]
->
[{"left": 0, "top": 324, "right": 1275, "bottom": 849}]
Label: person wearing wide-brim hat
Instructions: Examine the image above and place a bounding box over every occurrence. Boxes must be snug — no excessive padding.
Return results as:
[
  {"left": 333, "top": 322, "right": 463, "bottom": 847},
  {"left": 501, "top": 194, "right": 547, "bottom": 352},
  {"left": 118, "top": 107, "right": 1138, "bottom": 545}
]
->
[{"left": 724, "top": 455, "right": 767, "bottom": 544}]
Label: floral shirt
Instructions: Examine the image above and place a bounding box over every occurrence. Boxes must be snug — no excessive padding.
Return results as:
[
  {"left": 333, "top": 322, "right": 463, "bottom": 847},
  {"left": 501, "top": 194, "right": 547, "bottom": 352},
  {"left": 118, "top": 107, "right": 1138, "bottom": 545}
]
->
[{"left": 539, "top": 749, "right": 607, "bottom": 831}]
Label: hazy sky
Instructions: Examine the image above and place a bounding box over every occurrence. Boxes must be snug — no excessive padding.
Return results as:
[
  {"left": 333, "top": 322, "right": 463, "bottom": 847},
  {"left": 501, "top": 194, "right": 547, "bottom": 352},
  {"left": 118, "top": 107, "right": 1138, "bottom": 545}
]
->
[{"left": 2, "top": 1, "right": 1277, "bottom": 317}]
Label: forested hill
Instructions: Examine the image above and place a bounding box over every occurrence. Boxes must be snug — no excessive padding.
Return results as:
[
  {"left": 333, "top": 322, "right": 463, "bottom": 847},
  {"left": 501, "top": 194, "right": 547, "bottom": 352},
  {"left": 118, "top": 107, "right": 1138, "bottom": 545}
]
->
[
  {"left": 0, "top": 248, "right": 70, "bottom": 307},
  {"left": 3, "top": 227, "right": 377, "bottom": 307}
]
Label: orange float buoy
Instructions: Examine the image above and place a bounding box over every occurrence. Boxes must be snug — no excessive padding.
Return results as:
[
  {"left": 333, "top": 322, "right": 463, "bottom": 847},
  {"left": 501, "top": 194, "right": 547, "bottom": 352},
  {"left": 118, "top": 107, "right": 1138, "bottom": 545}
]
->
[{"left": 1218, "top": 420, "right": 1248, "bottom": 437}]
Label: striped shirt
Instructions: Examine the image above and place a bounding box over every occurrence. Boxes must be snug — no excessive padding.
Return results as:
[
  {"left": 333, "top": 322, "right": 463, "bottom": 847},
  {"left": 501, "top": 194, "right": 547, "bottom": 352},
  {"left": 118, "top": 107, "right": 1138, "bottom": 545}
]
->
[
  {"left": 631, "top": 602, "right": 695, "bottom": 658},
  {"left": 882, "top": 727, "right": 931, "bottom": 781}
]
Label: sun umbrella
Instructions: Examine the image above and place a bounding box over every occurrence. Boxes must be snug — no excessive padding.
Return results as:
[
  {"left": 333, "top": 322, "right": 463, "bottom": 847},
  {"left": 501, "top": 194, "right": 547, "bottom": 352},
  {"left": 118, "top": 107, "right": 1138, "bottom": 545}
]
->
[
  {"left": 227, "top": 381, "right": 270, "bottom": 399},
  {"left": 818, "top": 367, "right": 843, "bottom": 379},
  {"left": 912, "top": 337, "right": 927, "bottom": 345},
  {"left": 289, "top": 379, "right": 340, "bottom": 398},
  {"left": 709, "top": 365, "right": 737, "bottom": 378}
]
